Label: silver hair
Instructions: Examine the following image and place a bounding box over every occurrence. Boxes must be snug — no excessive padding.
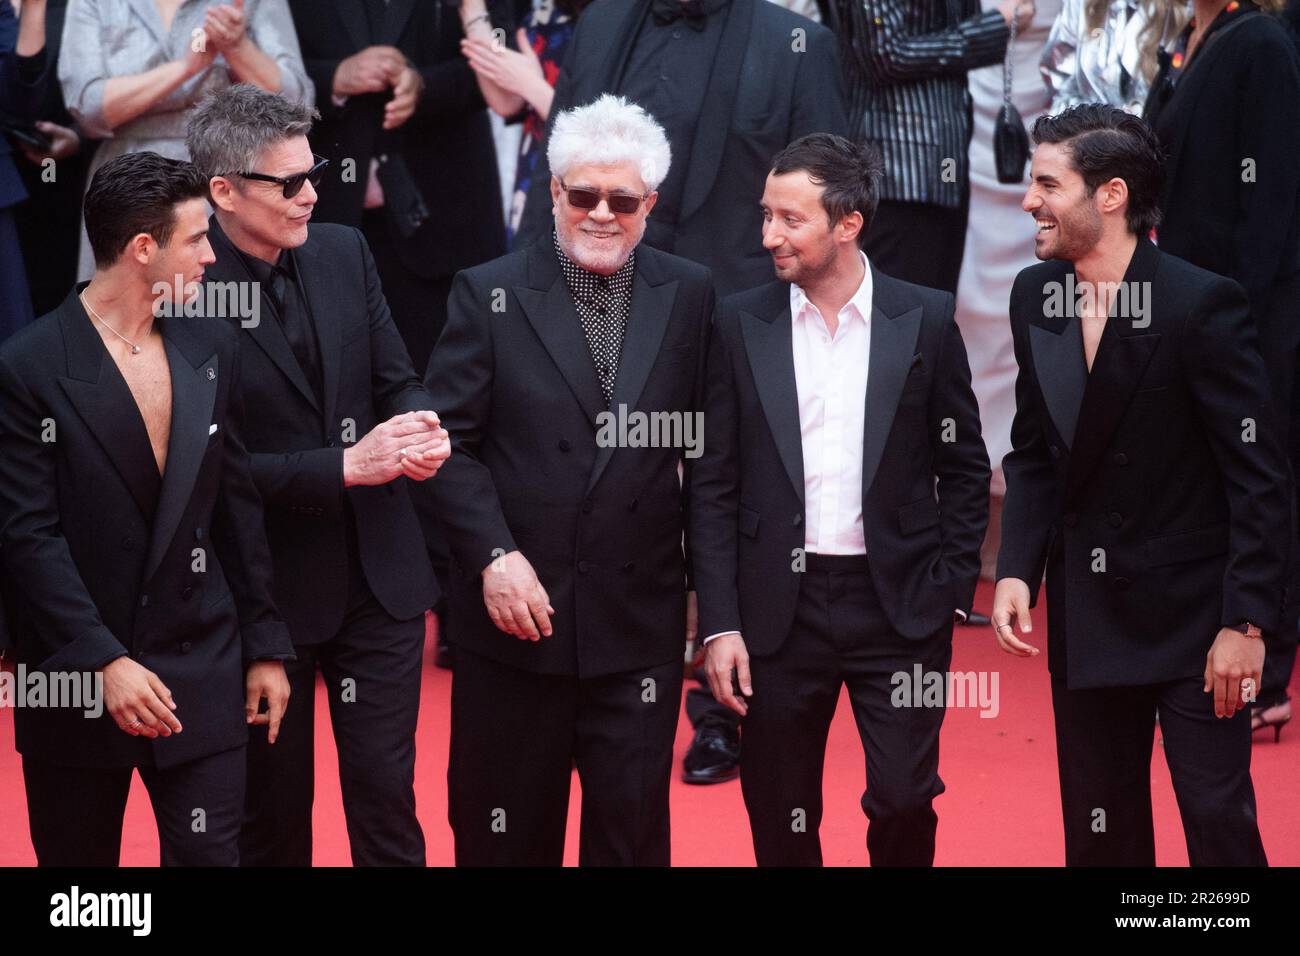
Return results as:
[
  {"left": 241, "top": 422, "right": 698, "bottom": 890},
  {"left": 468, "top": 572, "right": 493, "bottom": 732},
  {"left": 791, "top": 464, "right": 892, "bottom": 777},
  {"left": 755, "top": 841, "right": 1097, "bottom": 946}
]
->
[
  {"left": 185, "top": 84, "right": 320, "bottom": 179},
  {"left": 547, "top": 94, "right": 672, "bottom": 191}
]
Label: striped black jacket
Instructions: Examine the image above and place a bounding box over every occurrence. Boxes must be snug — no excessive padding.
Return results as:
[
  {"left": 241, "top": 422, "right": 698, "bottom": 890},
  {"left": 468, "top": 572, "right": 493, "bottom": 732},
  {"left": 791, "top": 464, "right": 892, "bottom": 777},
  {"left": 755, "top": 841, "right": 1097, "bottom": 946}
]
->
[{"left": 834, "top": 0, "right": 1009, "bottom": 208}]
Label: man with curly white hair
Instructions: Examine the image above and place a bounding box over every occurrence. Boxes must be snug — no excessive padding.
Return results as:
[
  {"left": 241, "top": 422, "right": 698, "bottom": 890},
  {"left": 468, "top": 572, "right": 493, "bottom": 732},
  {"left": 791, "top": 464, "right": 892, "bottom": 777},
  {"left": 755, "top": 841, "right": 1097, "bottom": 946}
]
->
[{"left": 416, "top": 94, "right": 715, "bottom": 865}]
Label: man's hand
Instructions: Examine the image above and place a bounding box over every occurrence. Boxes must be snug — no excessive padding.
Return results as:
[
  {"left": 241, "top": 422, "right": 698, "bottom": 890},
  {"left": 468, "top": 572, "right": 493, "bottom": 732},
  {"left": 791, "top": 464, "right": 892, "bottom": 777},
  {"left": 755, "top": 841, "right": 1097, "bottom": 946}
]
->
[
  {"left": 18, "top": 121, "right": 80, "bottom": 164},
  {"left": 992, "top": 576, "right": 1039, "bottom": 656},
  {"left": 1204, "top": 627, "right": 1265, "bottom": 719},
  {"left": 343, "top": 410, "right": 446, "bottom": 487},
  {"left": 704, "top": 632, "right": 751, "bottom": 717},
  {"left": 102, "top": 657, "right": 182, "bottom": 738},
  {"left": 333, "top": 45, "right": 405, "bottom": 98},
  {"left": 245, "top": 660, "right": 290, "bottom": 744},
  {"left": 482, "top": 549, "right": 554, "bottom": 641},
  {"left": 382, "top": 65, "right": 425, "bottom": 130}
]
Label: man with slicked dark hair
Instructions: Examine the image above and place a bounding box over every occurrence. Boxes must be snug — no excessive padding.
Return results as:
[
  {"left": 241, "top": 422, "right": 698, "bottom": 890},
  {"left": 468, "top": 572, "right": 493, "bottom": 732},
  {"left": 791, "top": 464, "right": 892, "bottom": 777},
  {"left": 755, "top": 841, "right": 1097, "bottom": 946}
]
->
[{"left": 995, "top": 104, "right": 1290, "bottom": 865}]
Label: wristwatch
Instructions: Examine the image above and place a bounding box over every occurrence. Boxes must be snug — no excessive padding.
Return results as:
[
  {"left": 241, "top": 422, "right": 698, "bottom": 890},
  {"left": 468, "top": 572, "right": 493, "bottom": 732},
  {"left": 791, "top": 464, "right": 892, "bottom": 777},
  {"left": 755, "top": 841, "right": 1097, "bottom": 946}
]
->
[{"left": 1230, "top": 621, "right": 1263, "bottom": 639}]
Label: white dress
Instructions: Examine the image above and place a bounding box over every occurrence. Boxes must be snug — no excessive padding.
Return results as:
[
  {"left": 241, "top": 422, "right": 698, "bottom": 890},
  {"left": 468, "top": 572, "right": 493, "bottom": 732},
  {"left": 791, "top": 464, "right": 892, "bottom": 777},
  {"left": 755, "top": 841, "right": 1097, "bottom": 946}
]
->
[{"left": 954, "top": 0, "right": 1062, "bottom": 497}]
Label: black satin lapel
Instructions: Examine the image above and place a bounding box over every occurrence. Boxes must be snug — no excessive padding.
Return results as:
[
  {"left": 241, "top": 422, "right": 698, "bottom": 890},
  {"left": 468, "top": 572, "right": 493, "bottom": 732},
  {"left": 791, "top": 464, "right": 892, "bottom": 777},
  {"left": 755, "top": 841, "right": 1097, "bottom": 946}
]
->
[
  {"left": 587, "top": 274, "right": 678, "bottom": 493},
  {"left": 517, "top": 277, "right": 607, "bottom": 426},
  {"left": 740, "top": 305, "right": 804, "bottom": 504},
  {"left": 677, "top": 0, "right": 753, "bottom": 223},
  {"left": 143, "top": 339, "right": 218, "bottom": 583},
  {"left": 1065, "top": 329, "right": 1160, "bottom": 502},
  {"left": 1028, "top": 318, "right": 1086, "bottom": 448},
  {"left": 860, "top": 304, "right": 922, "bottom": 498}
]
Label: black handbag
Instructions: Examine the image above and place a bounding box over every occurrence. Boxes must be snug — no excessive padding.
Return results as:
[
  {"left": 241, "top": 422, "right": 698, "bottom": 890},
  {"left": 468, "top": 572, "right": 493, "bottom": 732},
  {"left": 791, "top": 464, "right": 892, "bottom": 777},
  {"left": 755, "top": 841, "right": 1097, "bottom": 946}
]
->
[{"left": 993, "top": 6, "right": 1031, "bottom": 183}]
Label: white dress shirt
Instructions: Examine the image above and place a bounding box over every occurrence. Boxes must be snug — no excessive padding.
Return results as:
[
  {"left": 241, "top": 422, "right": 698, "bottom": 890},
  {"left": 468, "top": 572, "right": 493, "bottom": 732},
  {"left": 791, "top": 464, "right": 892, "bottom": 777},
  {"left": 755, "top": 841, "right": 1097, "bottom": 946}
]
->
[{"left": 792, "top": 251, "right": 873, "bottom": 555}]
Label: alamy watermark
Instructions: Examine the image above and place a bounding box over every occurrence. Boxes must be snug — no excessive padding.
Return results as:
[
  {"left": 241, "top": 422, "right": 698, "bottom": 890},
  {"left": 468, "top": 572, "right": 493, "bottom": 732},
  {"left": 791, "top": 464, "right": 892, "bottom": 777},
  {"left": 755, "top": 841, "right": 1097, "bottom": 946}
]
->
[
  {"left": 595, "top": 403, "right": 703, "bottom": 459},
  {"left": 0, "top": 665, "right": 103, "bottom": 718},
  {"left": 890, "top": 664, "right": 999, "bottom": 718}
]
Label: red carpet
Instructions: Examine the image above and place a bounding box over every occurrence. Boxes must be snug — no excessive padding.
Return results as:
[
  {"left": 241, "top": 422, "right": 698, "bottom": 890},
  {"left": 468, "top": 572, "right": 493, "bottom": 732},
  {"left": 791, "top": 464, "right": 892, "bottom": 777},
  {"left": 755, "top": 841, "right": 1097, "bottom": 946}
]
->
[{"left": 3, "top": 581, "right": 1297, "bottom": 866}]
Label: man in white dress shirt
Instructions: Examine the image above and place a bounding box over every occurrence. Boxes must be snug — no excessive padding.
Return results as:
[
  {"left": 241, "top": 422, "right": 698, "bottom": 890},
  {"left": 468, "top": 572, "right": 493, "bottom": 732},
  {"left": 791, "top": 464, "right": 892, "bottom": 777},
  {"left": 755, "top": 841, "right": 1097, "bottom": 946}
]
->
[{"left": 689, "top": 133, "right": 990, "bottom": 865}]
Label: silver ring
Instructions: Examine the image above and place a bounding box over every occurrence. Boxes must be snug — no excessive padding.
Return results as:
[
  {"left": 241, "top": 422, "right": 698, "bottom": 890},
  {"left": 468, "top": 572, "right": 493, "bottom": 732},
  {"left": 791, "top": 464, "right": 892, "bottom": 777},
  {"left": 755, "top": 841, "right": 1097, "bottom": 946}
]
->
[
  {"left": 128, "top": 718, "right": 142, "bottom": 727},
  {"left": 399, "top": 446, "right": 409, "bottom": 459},
  {"left": 996, "top": 623, "right": 1013, "bottom": 632}
]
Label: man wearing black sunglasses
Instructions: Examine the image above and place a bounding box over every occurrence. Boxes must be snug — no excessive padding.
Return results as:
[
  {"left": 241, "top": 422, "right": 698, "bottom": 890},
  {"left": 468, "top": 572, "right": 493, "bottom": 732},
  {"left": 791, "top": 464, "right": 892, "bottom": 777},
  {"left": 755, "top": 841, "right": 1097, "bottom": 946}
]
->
[
  {"left": 421, "top": 94, "right": 713, "bottom": 866},
  {"left": 186, "top": 85, "right": 450, "bottom": 867}
]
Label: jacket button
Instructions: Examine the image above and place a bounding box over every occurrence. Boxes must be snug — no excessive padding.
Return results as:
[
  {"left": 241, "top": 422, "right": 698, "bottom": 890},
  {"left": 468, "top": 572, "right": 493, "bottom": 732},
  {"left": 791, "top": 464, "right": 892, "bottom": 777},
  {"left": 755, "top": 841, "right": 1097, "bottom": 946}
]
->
[
  {"left": 622, "top": 562, "right": 635, "bottom": 574},
  {"left": 577, "top": 560, "right": 591, "bottom": 573},
  {"left": 1113, "top": 452, "right": 1128, "bottom": 465},
  {"left": 558, "top": 439, "right": 571, "bottom": 452},
  {"left": 326, "top": 439, "right": 336, "bottom": 448},
  {"left": 627, "top": 499, "right": 638, "bottom": 512},
  {"left": 582, "top": 500, "right": 594, "bottom": 514},
  {"left": 180, "top": 641, "right": 192, "bottom": 653},
  {"left": 121, "top": 536, "right": 135, "bottom": 550},
  {"left": 140, "top": 595, "right": 150, "bottom": 608},
  {"left": 793, "top": 514, "right": 803, "bottom": 527},
  {"left": 1108, "top": 512, "right": 1123, "bottom": 528},
  {"left": 181, "top": 586, "right": 195, "bottom": 601},
  {"left": 1049, "top": 445, "right": 1061, "bottom": 459},
  {"left": 1114, "top": 577, "right": 1131, "bottom": 591},
  {"left": 1063, "top": 513, "right": 1078, "bottom": 527}
]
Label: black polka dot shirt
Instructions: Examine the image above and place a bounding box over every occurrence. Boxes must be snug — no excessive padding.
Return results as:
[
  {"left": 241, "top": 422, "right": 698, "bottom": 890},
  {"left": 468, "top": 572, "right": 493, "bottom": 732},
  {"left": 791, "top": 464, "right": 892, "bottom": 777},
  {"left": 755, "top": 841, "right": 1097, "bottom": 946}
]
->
[{"left": 554, "top": 231, "right": 636, "bottom": 405}]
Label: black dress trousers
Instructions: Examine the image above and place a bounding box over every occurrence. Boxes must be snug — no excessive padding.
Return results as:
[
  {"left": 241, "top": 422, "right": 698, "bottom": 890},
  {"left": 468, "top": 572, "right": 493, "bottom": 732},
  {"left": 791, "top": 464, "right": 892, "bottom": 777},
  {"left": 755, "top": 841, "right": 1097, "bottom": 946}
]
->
[{"left": 739, "top": 554, "right": 953, "bottom": 866}]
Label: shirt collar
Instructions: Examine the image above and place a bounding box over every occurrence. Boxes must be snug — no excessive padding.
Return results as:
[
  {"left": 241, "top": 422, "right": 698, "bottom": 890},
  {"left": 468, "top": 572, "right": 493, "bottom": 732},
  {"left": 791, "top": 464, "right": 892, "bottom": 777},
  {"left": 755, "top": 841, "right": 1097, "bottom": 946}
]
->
[
  {"left": 235, "top": 244, "right": 295, "bottom": 285},
  {"left": 791, "top": 251, "right": 873, "bottom": 327}
]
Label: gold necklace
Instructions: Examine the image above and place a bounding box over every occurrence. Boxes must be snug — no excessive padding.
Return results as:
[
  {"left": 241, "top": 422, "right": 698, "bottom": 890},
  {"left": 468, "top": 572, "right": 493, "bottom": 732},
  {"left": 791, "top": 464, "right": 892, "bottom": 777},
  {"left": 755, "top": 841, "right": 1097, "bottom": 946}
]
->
[{"left": 80, "top": 292, "right": 149, "bottom": 355}]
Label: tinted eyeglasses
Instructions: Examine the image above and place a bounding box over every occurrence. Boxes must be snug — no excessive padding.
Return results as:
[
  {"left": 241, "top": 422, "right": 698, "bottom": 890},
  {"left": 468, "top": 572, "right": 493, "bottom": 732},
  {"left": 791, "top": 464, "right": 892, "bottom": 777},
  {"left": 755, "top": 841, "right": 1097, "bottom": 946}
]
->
[
  {"left": 558, "top": 178, "right": 648, "bottom": 215},
  {"left": 238, "top": 155, "right": 330, "bottom": 199}
]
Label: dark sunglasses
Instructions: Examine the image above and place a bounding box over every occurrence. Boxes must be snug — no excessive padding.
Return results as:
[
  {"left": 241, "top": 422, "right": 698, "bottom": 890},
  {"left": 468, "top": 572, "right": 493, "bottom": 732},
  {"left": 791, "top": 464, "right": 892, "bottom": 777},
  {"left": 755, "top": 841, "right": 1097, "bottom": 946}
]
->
[
  {"left": 558, "top": 178, "right": 647, "bottom": 215},
  {"left": 238, "top": 155, "right": 330, "bottom": 198}
]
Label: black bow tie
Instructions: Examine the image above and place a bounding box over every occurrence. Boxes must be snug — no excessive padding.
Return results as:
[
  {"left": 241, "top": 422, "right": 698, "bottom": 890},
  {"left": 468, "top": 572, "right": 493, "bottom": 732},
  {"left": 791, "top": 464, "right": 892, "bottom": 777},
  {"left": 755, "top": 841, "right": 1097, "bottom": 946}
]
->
[{"left": 651, "top": 0, "right": 709, "bottom": 31}]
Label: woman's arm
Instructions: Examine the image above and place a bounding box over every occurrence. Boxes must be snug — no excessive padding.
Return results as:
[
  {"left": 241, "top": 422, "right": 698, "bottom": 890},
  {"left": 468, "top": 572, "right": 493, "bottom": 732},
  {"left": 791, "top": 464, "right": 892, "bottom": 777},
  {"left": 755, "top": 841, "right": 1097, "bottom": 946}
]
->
[
  {"left": 459, "top": 0, "right": 527, "bottom": 117},
  {"left": 60, "top": 0, "right": 214, "bottom": 135}
]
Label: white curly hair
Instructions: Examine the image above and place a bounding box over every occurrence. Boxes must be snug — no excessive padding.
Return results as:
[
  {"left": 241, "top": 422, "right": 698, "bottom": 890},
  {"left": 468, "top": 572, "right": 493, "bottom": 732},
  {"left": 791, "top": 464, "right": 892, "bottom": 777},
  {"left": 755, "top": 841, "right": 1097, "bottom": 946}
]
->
[{"left": 546, "top": 94, "right": 672, "bottom": 192}]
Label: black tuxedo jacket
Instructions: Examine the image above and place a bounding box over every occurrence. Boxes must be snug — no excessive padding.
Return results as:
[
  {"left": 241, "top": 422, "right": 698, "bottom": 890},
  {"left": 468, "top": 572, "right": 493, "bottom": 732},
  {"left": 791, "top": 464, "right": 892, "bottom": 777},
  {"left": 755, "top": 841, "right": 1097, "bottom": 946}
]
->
[
  {"left": 515, "top": 0, "right": 849, "bottom": 298},
  {"left": 289, "top": 0, "right": 505, "bottom": 281},
  {"left": 690, "top": 268, "right": 990, "bottom": 654},
  {"left": 419, "top": 238, "right": 713, "bottom": 677},
  {"left": 202, "top": 217, "right": 438, "bottom": 644},
  {"left": 998, "top": 239, "right": 1291, "bottom": 690},
  {"left": 0, "top": 290, "right": 293, "bottom": 769}
]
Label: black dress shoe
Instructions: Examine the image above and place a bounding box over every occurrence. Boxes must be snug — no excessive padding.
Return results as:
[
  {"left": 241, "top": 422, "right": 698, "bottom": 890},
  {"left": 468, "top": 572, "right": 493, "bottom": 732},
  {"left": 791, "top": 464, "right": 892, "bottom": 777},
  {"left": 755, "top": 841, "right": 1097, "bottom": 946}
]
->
[
  {"left": 682, "top": 725, "right": 740, "bottom": 784},
  {"left": 962, "top": 610, "right": 992, "bottom": 627}
]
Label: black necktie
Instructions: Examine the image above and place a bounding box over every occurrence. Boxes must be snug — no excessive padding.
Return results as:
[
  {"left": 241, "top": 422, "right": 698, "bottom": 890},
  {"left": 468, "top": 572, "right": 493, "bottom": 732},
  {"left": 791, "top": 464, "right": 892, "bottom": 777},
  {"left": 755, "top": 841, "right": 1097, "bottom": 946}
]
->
[{"left": 651, "top": 0, "right": 708, "bottom": 31}]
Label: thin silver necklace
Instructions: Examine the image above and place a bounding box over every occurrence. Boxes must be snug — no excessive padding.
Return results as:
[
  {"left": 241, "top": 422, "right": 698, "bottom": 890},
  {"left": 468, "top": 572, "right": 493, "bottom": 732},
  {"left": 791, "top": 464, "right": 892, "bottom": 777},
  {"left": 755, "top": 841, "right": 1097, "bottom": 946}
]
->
[{"left": 80, "top": 292, "right": 148, "bottom": 355}]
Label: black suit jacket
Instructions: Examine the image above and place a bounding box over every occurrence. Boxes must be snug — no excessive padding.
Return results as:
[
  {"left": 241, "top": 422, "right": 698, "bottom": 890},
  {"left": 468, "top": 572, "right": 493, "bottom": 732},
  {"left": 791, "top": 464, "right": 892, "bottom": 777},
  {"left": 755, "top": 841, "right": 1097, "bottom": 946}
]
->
[
  {"left": 289, "top": 0, "right": 505, "bottom": 281},
  {"left": 690, "top": 268, "right": 990, "bottom": 654},
  {"left": 998, "top": 239, "right": 1290, "bottom": 690},
  {"left": 0, "top": 290, "right": 293, "bottom": 768},
  {"left": 1143, "top": 9, "right": 1300, "bottom": 354},
  {"left": 515, "top": 0, "right": 849, "bottom": 298},
  {"left": 202, "top": 216, "right": 438, "bottom": 644},
  {"left": 420, "top": 238, "right": 713, "bottom": 677}
]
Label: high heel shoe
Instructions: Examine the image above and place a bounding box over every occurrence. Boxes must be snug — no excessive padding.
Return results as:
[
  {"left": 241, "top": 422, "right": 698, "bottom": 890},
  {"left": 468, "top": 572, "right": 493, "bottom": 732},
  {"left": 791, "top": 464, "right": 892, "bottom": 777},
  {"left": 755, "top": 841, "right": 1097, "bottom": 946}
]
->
[{"left": 1251, "top": 697, "right": 1291, "bottom": 742}]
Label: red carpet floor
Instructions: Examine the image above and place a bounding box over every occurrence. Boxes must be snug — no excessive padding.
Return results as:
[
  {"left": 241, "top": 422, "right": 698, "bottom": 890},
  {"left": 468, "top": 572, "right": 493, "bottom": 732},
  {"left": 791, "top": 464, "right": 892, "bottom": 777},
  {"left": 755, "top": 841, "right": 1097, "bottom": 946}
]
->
[{"left": 2, "top": 581, "right": 1297, "bottom": 866}]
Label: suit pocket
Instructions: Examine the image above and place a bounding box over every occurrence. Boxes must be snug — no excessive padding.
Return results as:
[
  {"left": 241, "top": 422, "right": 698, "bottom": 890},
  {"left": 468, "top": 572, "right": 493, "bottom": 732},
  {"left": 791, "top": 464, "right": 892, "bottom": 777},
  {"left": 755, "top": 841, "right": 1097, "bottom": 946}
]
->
[
  {"left": 1145, "top": 524, "right": 1229, "bottom": 567},
  {"left": 897, "top": 496, "right": 941, "bottom": 536},
  {"left": 738, "top": 506, "right": 760, "bottom": 539}
]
